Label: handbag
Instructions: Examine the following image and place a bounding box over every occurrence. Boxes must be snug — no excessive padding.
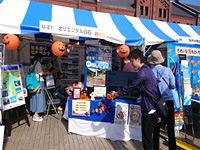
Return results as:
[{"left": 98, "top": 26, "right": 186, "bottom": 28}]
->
[
  {"left": 162, "top": 78, "right": 181, "bottom": 111},
  {"left": 145, "top": 86, "right": 168, "bottom": 118}
]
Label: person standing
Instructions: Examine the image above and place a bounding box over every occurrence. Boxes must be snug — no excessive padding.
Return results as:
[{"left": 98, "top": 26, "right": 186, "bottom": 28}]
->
[
  {"left": 111, "top": 49, "right": 159, "bottom": 150},
  {"left": 147, "top": 50, "right": 176, "bottom": 150},
  {"left": 30, "top": 53, "right": 50, "bottom": 122},
  {"left": 122, "top": 57, "right": 136, "bottom": 72},
  {"left": 47, "top": 53, "right": 60, "bottom": 81}
]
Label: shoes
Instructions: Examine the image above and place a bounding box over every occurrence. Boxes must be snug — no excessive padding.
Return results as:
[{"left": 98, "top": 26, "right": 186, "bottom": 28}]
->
[
  {"left": 57, "top": 106, "right": 63, "bottom": 111},
  {"left": 33, "top": 115, "right": 43, "bottom": 122}
]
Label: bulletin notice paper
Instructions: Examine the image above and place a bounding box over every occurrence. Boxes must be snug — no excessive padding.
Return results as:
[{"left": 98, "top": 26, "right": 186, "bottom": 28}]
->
[
  {"left": 72, "top": 100, "right": 90, "bottom": 116},
  {"left": 0, "top": 126, "right": 5, "bottom": 150},
  {"left": 114, "top": 102, "right": 129, "bottom": 126}
]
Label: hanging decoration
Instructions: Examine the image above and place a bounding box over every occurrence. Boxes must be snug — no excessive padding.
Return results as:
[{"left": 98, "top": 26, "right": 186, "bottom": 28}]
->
[
  {"left": 51, "top": 41, "right": 66, "bottom": 56},
  {"left": 118, "top": 44, "right": 130, "bottom": 58},
  {"left": 67, "top": 42, "right": 79, "bottom": 50},
  {"left": 3, "top": 34, "right": 20, "bottom": 50}
]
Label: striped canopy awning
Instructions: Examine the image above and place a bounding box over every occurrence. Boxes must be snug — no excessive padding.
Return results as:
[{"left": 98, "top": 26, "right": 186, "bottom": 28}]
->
[{"left": 0, "top": 0, "right": 200, "bottom": 46}]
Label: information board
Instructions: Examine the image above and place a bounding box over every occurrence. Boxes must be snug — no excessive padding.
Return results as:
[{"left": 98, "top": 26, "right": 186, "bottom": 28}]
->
[{"left": 2, "top": 65, "right": 25, "bottom": 111}]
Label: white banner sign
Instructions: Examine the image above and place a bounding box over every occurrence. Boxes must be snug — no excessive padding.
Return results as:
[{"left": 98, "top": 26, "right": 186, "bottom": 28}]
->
[
  {"left": 40, "top": 21, "right": 106, "bottom": 39},
  {"left": 177, "top": 37, "right": 200, "bottom": 45}
]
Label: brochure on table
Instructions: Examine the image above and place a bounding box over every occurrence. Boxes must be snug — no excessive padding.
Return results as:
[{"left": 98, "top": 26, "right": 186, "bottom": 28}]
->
[
  {"left": 129, "top": 104, "right": 141, "bottom": 128},
  {"left": 114, "top": 102, "right": 129, "bottom": 126},
  {"left": 2, "top": 65, "right": 25, "bottom": 111}
]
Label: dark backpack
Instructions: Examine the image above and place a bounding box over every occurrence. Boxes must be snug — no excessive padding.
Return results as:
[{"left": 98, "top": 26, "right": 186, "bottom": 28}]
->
[{"left": 26, "top": 61, "right": 40, "bottom": 93}]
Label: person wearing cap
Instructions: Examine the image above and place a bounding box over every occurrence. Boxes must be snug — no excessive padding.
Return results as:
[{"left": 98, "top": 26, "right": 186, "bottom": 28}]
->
[
  {"left": 147, "top": 50, "right": 176, "bottom": 150},
  {"left": 111, "top": 49, "right": 159, "bottom": 150}
]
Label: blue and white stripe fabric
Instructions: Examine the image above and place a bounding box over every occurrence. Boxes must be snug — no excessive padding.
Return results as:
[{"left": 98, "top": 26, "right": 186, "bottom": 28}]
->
[{"left": 0, "top": 0, "right": 200, "bottom": 46}]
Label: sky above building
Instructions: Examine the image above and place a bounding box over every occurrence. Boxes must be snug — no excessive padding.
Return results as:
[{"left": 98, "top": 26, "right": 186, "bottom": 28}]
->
[{"left": 180, "top": 0, "right": 200, "bottom": 6}]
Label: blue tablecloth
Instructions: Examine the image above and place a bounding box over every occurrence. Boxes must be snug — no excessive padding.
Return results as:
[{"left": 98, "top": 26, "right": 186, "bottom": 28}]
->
[{"left": 68, "top": 98, "right": 141, "bottom": 123}]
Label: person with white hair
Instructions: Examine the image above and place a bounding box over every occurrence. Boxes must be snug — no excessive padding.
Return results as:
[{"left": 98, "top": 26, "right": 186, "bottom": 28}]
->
[{"left": 147, "top": 50, "right": 176, "bottom": 150}]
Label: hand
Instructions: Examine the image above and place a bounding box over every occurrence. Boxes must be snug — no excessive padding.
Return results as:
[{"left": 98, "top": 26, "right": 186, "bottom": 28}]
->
[
  {"left": 157, "top": 117, "right": 161, "bottom": 123},
  {"left": 46, "top": 71, "right": 50, "bottom": 75},
  {"left": 111, "top": 91, "right": 117, "bottom": 99},
  {"left": 66, "top": 48, "right": 70, "bottom": 53}
]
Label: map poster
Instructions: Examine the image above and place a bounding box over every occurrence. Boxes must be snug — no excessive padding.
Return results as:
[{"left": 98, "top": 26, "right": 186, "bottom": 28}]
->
[
  {"left": 114, "top": 102, "right": 129, "bottom": 126},
  {"left": 129, "top": 104, "right": 141, "bottom": 128},
  {"left": 2, "top": 65, "right": 25, "bottom": 111},
  {"left": 72, "top": 100, "right": 90, "bottom": 116}
]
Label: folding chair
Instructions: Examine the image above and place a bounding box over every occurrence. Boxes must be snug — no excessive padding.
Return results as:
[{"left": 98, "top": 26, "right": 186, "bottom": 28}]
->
[{"left": 44, "top": 87, "right": 60, "bottom": 120}]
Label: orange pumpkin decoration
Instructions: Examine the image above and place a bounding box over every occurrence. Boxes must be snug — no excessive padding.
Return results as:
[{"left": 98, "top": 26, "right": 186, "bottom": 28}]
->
[
  {"left": 3, "top": 34, "right": 20, "bottom": 50},
  {"left": 106, "top": 94, "right": 113, "bottom": 101},
  {"left": 118, "top": 44, "right": 130, "bottom": 58},
  {"left": 51, "top": 41, "right": 66, "bottom": 56},
  {"left": 80, "top": 93, "right": 87, "bottom": 99}
]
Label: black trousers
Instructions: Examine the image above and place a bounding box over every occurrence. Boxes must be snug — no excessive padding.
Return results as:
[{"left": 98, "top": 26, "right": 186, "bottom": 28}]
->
[
  {"left": 142, "top": 114, "right": 158, "bottom": 150},
  {"left": 153, "top": 100, "right": 177, "bottom": 150}
]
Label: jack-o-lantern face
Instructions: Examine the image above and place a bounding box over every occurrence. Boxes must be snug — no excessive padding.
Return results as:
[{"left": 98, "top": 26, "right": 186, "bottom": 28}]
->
[
  {"left": 118, "top": 44, "right": 130, "bottom": 58},
  {"left": 51, "top": 41, "right": 66, "bottom": 56},
  {"left": 3, "top": 34, "right": 20, "bottom": 50},
  {"left": 106, "top": 94, "right": 113, "bottom": 101}
]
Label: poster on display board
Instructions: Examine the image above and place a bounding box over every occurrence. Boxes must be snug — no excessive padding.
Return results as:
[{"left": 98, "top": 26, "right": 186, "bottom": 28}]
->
[
  {"left": 84, "top": 45, "right": 112, "bottom": 88},
  {"left": 167, "top": 42, "right": 200, "bottom": 103},
  {"left": 114, "top": 102, "right": 129, "bottom": 126},
  {"left": 0, "top": 44, "right": 5, "bottom": 109},
  {"left": 72, "top": 100, "right": 90, "bottom": 116},
  {"left": 2, "top": 65, "right": 25, "bottom": 111},
  {"left": 30, "top": 43, "right": 52, "bottom": 70},
  {"left": 129, "top": 104, "right": 141, "bottom": 128},
  {"left": 20, "top": 63, "right": 32, "bottom": 87}
]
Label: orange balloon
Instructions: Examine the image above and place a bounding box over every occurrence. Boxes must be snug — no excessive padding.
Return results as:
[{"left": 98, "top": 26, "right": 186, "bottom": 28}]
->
[
  {"left": 118, "top": 44, "right": 130, "bottom": 58},
  {"left": 51, "top": 41, "right": 66, "bottom": 56},
  {"left": 3, "top": 34, "right": 20, "bottom": 50}
]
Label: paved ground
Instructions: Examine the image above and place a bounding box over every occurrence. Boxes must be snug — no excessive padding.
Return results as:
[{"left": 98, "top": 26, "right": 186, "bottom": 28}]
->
[{"left": 2, "top": 110, "right": 200, "bottom": 150}]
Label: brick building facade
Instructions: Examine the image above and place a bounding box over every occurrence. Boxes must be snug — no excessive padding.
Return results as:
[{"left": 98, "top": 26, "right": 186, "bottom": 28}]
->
[{"left": 33, "top": 0, "right": 199, "bottom": 26}]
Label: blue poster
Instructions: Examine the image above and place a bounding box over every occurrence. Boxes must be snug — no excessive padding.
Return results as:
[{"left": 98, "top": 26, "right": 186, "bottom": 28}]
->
[
  {"left": 84, "top": 45, "right": 112, "bottom": 88},
  {"left": 167, "top": 42, "right": 200, "bottom": 103}
]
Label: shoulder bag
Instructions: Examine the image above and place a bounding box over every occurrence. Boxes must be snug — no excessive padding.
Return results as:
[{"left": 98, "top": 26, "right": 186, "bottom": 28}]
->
[
  {"left": 162, "top": 78, "right": 181, "bottom": 111},
  {"left": 145, "top": 85, "right": 168, "bottom": 118}
]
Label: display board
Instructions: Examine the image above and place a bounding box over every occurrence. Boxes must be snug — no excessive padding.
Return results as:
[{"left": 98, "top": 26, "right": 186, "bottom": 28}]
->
[
  {"left": 30, "top": 43, "right": 52, "bottom": 70},
  {"left": 20, "top": 62, "right": 32, "bottom": 88},
  {"left": 167, "top": 42, "right": 200, "bottom": 102},
  {"left": 0, "top": 44, "right": 4, "bottom": 110},
  {"left": 84, "top": 45, "right": 112, "bottom": 88},
  {"left": 106, "top": 71, "right": 140, "bottom": 100},
  {"left": 61, "top": 48, "right": 79, "bottom": 81},
  {"left": 2, "top": 65, "right": 25, "bottom": 111}
]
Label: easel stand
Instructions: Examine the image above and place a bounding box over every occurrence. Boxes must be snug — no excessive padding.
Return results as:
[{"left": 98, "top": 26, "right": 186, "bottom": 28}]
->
[{"left": 5, "top": 105, "right": 30, "bottom": 136}]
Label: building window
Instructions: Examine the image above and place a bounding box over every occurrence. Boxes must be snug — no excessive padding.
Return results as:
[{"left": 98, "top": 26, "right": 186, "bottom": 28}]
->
[
  {"left": 163, "top": 9, "right": 166, "bottom": 18},
  {"left": 140, "top": 6, "right": 144, "bottom": 15},
  {"left": 159, "top": 8, "right": 162, "bottom": 18},
  {"left": 145, "top": 7, "right": 148, "bottom": 16}
]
